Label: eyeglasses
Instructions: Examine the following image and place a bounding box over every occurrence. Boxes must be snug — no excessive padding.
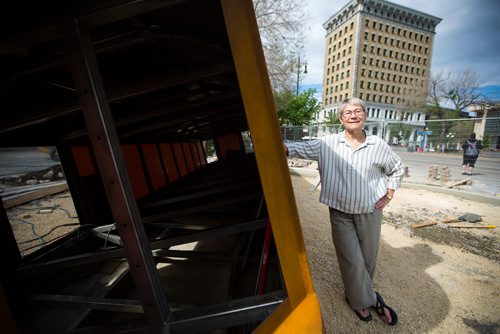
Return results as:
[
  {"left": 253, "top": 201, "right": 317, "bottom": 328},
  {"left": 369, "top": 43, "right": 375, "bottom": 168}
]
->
[{"left": 341, "top": 109, "right": 365, "bottom": 118}]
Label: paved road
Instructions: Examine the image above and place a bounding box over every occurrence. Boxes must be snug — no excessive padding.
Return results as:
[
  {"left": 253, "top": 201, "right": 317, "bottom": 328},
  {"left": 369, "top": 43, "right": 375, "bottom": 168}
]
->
[
  {"left": 393, "top": 147, "right": 500, "bottom": 197},
  {"left": 0, "top": 147, "right": 60, "bottom": 178},
  {"left": 1, "top": 146, "right": 499, "bottom": 197}
]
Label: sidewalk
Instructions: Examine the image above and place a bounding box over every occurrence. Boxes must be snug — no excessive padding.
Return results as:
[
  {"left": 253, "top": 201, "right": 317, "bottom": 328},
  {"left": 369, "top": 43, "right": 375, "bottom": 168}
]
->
[{"left": 289, "top": 166, "right": 500, "bottom": 206}]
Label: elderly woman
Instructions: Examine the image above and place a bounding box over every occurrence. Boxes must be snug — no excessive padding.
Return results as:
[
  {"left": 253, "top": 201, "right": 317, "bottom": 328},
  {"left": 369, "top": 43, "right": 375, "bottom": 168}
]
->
[{"left": 285, "top": 97, "right": 404, "bottom": 325}]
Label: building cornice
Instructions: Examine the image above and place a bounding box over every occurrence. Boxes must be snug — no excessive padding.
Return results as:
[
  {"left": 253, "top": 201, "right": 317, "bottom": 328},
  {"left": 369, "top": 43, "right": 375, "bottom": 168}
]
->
[{"left": 324, "top": 0, "right": 442, "bottom": 34}]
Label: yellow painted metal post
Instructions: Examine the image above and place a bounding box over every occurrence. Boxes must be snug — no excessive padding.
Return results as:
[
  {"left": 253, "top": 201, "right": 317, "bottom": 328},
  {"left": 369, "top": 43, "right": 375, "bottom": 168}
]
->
[{"left": 220, "top": 1, "right": 322, "bottom": 332}]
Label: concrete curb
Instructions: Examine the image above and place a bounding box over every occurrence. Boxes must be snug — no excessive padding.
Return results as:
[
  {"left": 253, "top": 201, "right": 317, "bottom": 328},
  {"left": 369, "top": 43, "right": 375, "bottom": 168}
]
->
[
  {"left": 289, "top": 167, "right": 500, "bottom": 206},
  {"left": 401, "top": 181, "right": 500, "bottom": 206}
]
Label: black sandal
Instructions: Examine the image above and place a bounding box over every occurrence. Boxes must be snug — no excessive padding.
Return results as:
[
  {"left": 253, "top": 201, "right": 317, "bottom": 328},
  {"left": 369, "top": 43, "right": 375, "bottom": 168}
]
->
[
  {"left": 345, "top": 297, "right": 372, "bottom": 322},
  {"left": 372, "top": 292, "right": 398, "bottom": 326}
]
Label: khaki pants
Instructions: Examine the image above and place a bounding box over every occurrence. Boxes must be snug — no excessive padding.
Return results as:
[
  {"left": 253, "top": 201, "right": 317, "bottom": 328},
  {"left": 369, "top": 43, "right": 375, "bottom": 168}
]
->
[{"left": 329, "top": 207, "right": 382, "bottom": 310}]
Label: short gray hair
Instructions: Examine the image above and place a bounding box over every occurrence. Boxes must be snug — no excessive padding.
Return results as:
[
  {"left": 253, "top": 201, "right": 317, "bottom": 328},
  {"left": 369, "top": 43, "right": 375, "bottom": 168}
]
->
[{"left": 339, "top": 97, "right": 367, "bottom": 116}]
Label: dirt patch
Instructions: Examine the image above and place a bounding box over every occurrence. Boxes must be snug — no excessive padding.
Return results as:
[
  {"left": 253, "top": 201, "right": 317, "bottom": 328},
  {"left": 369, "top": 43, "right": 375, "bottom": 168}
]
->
[
  {"left": 0, "top": 165, "right": 65, "bottom": 187},
  {"left": 3, "top": 165, "right": 499, "bottom": 332},
  {"left": 290, "top": 173, "right": 499, "bottom": 334},
  {"left": 6, "top": 191, "right": 79, "bottom": 256}
]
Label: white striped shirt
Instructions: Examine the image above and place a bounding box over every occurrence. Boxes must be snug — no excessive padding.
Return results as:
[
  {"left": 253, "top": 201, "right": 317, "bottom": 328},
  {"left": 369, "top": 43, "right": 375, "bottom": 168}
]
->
[{"left": 287, "top": 131, "right": 404, "bottom": 214}]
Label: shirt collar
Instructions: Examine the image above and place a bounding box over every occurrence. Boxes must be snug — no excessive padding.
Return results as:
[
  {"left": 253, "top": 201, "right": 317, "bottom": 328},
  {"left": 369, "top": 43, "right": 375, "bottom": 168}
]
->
[{"left": 339, "top": 130, "right": 375, "bottom": 145}]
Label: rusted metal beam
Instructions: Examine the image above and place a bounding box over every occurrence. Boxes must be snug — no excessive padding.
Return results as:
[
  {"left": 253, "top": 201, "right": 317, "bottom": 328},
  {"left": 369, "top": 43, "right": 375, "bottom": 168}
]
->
[
  {"left": 61, "top": 18, "right": 170, "bottom": 332},
  {"left": 17, "top": 218, "right": 267, "bottom": 274},
  {"left": 0, "top": 64, "right": 234, "bottom": 135}
]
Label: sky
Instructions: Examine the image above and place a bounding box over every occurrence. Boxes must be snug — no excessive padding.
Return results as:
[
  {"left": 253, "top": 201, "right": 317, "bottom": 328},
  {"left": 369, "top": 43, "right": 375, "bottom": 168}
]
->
[{"left": 300, "top": 0, "right": 500, "bottom": 100}]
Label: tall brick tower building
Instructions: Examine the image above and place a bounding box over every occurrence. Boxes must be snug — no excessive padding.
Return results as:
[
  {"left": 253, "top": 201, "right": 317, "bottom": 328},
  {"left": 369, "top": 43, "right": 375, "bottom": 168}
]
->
[{"left": 319, "top": 0, "right": 441, "bottom": 142}]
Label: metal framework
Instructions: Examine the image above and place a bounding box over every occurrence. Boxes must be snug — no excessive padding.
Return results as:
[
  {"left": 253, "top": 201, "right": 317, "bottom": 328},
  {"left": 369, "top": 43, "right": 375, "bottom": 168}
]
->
[{"left": 0, "top": 1, "right": 322, "bottom": 333}]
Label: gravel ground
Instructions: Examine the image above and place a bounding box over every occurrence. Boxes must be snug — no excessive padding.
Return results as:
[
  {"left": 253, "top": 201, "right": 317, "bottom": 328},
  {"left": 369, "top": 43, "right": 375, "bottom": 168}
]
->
[{"left": 291, "top": 173, "right": 499, "bottom": 334}]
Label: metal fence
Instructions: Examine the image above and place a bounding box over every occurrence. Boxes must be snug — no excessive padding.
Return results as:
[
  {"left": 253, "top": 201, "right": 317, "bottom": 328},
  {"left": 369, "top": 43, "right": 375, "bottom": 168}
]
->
[{"left": 280, "top": 117, "right": 500, "bottom": 152}]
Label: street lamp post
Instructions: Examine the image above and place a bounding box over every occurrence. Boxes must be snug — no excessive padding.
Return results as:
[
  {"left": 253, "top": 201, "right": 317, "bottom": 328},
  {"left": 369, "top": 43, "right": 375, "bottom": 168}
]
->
[
  {"left": 445, "top": 132, "right": 454, "bottom": 151},
  {"left": 296, "top": 55, "right": 308, "bottom": 96}
]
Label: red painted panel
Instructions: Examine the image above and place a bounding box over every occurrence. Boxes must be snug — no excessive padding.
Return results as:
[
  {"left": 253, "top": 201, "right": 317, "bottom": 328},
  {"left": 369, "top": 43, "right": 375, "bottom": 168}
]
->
[
  {"left": 122, "top": 144, "right": 149, "bottom": 199},
  {"left": 172, "top": 143, "right": 188, "bottom": 177},
  {"left": 71, "top": 145, "right": 96, "bottom": 177},
  {"left": 142, "top": 144, "right": 166, "bottom": 191}
]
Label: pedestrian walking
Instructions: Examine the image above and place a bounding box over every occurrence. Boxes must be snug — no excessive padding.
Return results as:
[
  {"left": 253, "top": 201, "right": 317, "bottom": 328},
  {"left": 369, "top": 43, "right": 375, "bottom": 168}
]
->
[{"left": 461, "top": 133, "right": 483, "bottom": 175}]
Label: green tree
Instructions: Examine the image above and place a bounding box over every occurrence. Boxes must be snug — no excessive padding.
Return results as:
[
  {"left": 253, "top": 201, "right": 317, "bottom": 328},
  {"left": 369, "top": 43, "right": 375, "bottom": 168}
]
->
[
  {"left": 276, "top": 88, "right": 320, "bottom": 126},
  {"left": 323, "top": 109, "right": 341, "bottom": 126},
  {"left": 482, "top": 134, "right": 491, "bottom": 150},
  {"left": 427, "top": 70, "right": 486, "bottom": 152}
]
